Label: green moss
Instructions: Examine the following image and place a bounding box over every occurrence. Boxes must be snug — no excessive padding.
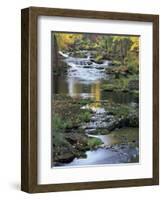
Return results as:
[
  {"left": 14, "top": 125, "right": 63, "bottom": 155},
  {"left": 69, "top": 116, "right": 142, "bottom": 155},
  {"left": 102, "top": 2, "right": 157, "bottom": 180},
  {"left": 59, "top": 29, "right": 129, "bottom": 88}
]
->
[
  {"left": 79, "top": 111, "right": 91, "bottom": 122},
  {"left": 87, "top": 137, "right": 103, "bottom": 149},
  {"left": 78, "top": 98, "right": 93, "bottom": 106}
]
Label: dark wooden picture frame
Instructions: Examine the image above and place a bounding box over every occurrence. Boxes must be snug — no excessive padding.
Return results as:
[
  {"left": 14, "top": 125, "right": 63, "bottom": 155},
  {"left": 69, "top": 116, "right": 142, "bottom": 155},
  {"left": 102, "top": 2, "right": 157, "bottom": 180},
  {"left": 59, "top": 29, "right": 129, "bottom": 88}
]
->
[{"left": 21, "top": 7, "right": 159, "bottom": 193}]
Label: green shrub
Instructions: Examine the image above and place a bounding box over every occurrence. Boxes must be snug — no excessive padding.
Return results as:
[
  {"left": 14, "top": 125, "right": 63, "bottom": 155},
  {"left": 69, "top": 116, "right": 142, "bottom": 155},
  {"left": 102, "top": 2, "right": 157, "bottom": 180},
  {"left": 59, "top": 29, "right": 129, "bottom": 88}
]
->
[
  {"left": 125, "top": 52, "right": 139, "bottom": 74},
  {"left": 79, "top": 111, "right": 91, "bottom": 122},
  {"left": 87, "top": 137, "right": 103, "bottom": 148},
  {"left": 112, "top": 60, "right": 121, "bottom": 66},
  {"left": 79, "top": 98, "right": 93, "bottom": 105}
]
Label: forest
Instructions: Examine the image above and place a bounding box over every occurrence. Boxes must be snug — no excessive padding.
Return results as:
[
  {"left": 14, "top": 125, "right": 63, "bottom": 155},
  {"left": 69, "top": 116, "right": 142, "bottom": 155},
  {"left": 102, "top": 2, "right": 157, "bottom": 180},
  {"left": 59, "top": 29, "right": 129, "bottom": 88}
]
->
[{"left": 54, "top": 33, "right": 139, "bottom": 74}]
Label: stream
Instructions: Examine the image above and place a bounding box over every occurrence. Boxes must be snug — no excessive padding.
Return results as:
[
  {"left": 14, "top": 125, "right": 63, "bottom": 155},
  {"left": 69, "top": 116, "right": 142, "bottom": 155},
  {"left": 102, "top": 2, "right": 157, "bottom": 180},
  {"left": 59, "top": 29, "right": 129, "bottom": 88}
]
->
[
  {"left": 64, "top": 144, "right": 139, "bottom": 166},
  {"left": 53, "top": 52, "right": 139, "bottom": 166}
]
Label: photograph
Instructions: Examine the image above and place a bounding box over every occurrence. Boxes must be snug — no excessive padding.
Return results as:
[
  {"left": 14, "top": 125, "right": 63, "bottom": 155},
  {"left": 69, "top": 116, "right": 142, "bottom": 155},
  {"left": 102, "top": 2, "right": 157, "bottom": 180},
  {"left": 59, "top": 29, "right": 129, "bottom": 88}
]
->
[
  {"left": 52, "top": 32, "right": 139, "bottom": 167},
  {"left": 21, "top": 7, "right": 159, "bottom": 193}
]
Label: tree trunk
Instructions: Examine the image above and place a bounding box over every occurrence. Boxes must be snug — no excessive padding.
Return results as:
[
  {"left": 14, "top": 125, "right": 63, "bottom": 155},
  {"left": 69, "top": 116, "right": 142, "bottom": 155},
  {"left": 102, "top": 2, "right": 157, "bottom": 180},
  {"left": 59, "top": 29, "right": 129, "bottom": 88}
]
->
[{"left": 51, "top": 33, "right": 59, "bottom": 72}]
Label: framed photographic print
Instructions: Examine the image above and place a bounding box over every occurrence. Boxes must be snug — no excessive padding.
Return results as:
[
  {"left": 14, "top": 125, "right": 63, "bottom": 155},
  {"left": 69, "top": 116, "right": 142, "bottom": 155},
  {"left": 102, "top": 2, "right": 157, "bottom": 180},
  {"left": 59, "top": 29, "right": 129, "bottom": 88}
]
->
[{"left": 21, "top": 7, "right": 159, "bottom": 193}]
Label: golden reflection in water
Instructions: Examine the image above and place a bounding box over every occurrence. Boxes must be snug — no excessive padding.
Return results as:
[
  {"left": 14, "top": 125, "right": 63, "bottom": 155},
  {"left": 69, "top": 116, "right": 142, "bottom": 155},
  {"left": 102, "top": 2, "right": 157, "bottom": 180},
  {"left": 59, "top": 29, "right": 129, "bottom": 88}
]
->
[
  {"left": 90, "top": 81, "right": 102, "bottom": 109},
  {"left": 69, "top": 79, "right": 103, "bottom": 110}
]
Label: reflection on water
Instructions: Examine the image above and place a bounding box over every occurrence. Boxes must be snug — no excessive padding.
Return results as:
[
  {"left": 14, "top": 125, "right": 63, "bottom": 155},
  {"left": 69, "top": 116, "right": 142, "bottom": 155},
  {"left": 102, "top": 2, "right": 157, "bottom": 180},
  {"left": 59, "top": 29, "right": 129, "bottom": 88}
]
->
[
  {"left": 62, "top": 128, "right": 139, "bottom": 166},
  {"left": 53, "top": 75, "right": 138, "bottom": 105},
  {"left": 64, "top": 147, "right": 138, "bottom": 166}
]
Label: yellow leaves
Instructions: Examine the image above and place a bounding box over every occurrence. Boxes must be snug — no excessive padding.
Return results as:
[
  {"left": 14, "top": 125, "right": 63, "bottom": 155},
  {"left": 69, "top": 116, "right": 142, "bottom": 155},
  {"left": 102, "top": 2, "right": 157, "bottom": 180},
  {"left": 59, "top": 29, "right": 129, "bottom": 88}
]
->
[
  {"left": 112, "top": 35, "right": 139, "bottom": 50},
  {"left": 112, "top": 36, "right": 129, "bottom": 42},
  {"left": 55, "top": 33, "right": 83, "bottom": 50},
  {"left": 53, "top": 32, "right": 139, "bottom": 55},
  {"left": 130, "top": 36, "right": 139, "bottom": 51}
]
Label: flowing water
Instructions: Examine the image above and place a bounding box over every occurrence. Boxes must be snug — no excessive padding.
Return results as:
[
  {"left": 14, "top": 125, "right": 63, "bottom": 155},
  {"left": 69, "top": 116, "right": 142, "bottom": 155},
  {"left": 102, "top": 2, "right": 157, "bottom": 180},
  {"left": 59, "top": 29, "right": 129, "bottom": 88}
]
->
[
  {"left": 61, "top": 127, "right": 139, "bottom": 166},
  {"left": 53, "top": 54, "right": 139, "bottom": 166},
  {"left": 64, "top": 145, "right": 139, "bottom": 166}
]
